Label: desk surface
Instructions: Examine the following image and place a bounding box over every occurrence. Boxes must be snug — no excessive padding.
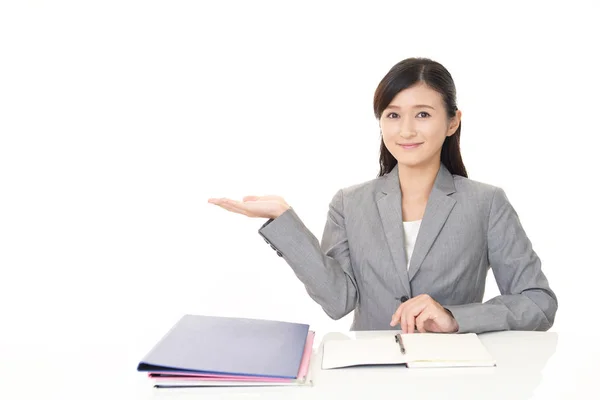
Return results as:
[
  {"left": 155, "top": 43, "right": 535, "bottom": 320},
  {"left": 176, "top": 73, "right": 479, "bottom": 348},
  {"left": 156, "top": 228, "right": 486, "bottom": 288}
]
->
[{"left": 0, "top": 330, "right": 596, "bottom": 399}]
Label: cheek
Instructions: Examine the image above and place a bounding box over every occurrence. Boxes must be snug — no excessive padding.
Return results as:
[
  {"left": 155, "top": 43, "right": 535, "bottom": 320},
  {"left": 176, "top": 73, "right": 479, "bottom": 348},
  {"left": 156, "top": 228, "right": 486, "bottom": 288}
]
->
[
  {"left": 419, "top": 124, "right": 448, "bottom": 144},
  {"left": 381, "top": 131, "right": 397, "bottom": 149},
  {"left": 380, "top": 120, "right": 399, "bottom": 137}
]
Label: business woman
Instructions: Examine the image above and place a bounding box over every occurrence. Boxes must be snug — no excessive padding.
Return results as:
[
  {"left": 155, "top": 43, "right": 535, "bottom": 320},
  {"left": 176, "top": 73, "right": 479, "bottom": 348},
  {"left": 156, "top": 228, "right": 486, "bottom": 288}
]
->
[{"left": 208, "top": 57, "right": 558, "bottom": 334}]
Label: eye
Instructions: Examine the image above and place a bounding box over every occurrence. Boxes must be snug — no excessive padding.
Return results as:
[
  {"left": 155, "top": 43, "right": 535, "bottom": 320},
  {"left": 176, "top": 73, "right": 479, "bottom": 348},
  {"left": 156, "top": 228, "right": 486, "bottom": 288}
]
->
[
  {"left": 386, "top": 112, "right": 399, "bottom": 119},
  {"left": 416, "top": 111, "right": 431, "bottom": 118}
]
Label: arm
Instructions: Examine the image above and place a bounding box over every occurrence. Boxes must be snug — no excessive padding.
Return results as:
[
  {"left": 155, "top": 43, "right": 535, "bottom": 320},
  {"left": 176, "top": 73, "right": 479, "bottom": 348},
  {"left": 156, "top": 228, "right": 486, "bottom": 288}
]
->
[
  {"left": 258, "top": 189, "right": 359, "bottom": 320},
  {"left": 445, "top": 188, "right": 558, "bottom": 333}
]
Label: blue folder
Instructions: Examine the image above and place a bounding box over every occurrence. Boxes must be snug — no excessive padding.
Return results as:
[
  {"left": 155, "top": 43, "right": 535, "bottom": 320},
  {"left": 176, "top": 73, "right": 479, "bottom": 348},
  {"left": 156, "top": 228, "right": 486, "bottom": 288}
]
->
[{"left": 137, "top": 314, "right": 310, "bottom": 379}]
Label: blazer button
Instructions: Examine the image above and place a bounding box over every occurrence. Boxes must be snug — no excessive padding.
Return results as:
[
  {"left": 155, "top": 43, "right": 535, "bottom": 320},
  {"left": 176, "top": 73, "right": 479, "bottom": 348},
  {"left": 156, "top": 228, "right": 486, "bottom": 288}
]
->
[
  {"left": 276, "top": 251, "right": 283, "bottom": 257},
  {"left": 270, "top": 245, "right": 277, "bottom": 251},
  {"left": 264, "top": 238, "right": 270, "bottom": 244},
  {"left": 400, "top": 296, "right": 409, "bottom": 303}
]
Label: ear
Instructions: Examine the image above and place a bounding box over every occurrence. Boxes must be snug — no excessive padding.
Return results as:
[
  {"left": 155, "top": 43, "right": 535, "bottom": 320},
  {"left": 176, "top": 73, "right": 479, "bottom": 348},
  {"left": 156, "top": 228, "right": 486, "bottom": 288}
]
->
[{"left": 447, "top": 110, "right": 462, "bottom": 137}]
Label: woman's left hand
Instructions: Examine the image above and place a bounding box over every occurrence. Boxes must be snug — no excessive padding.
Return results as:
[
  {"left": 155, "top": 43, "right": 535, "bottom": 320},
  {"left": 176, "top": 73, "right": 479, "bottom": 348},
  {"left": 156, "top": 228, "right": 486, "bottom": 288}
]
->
[{"left": 390, "top": 294, "right": 459, "bottom": 333}]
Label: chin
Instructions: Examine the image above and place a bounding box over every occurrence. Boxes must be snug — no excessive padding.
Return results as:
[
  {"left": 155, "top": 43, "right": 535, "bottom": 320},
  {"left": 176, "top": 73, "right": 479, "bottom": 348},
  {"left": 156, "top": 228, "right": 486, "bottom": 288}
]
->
[
  {"left": 393, "top": 156, "right": 424, "bottom": 168},
  {"left": 394, "top": 157, "right": 435, "bottom": 170},
  {"left": 397, "top": 162, "right": 424, "bottom": 169}
]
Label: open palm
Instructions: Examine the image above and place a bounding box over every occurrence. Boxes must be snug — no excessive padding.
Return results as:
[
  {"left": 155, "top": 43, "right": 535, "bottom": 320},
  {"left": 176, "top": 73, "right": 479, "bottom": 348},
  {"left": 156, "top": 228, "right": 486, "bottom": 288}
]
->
[{"left": 208, "top": 195, "right": 290, "bottom": 219}]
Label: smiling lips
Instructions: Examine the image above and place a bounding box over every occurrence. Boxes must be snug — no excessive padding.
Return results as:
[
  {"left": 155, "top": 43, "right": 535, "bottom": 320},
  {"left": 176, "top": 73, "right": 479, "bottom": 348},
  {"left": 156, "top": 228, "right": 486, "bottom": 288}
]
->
[{"left": 398, "top": 142, "right": 423, "bottom": 149}]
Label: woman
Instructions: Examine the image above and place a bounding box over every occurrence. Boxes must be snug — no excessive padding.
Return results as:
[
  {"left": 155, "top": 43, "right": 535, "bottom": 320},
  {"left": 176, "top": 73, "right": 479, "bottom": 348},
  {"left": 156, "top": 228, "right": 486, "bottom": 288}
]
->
[{"left": 208, "top": 57, "right": 557, "bottom": 334}]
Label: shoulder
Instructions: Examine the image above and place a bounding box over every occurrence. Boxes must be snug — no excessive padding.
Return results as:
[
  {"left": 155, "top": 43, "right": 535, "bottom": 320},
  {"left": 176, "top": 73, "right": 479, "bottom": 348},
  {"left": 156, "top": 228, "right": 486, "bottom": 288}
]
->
[
  {"left": 325, "top": 174, "right": 384, "bottom": 210},
  {"left": 452, "top": 175, "right": 499, "bottom": 197},
  {"left": 451, "top": 175, "right": 512, "bottom": 214},
  {"left": 337, "top": 175, "right": 386, "bottom": 199}
]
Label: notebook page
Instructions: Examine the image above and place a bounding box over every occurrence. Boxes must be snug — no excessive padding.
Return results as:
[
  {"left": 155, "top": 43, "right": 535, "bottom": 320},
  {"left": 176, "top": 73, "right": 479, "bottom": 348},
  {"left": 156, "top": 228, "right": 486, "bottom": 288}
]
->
[
  {"left": 402, "top": 333, "right": 495, "bottom": 366},
  {"left": 321, "top": 336, "right": 407, "bottom": 369}
]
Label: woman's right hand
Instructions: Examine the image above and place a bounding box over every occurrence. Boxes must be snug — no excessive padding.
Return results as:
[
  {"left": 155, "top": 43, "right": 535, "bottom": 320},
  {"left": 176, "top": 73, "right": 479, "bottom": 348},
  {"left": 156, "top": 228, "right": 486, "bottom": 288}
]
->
[{"left": 207, "top": 195, "right": 291, "bottom": 220}]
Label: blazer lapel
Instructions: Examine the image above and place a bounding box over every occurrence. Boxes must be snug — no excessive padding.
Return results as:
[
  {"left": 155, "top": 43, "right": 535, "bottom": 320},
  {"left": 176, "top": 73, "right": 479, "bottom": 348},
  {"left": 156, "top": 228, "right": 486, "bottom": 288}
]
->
[
  {"left": 407, "top": 165, "right": 457, "bottom": 281},
  {"left": 376, "top": 165, "right": 411, "bottom": 296}
]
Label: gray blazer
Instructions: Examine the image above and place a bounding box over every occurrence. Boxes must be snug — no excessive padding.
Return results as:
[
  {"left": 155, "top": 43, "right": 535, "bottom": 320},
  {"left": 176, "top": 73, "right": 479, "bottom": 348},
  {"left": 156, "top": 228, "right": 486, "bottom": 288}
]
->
[{"left": 258, "top": 164, "right": 557, "bottom": 333}]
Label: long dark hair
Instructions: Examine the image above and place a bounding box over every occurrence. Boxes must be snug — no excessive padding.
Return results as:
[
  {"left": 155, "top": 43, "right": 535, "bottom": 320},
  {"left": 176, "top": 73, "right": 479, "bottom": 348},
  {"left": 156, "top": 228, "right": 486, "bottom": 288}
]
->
[{"left": 374, "top": 58, "right": 467, "bottom": 178}]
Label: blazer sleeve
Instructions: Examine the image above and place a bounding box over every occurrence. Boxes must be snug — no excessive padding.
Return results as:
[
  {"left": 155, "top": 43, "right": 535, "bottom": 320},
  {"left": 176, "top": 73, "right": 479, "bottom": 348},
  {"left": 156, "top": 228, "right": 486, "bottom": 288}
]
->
[
  {"left": 258, "top": 189, "right": 359, "bottom": 320},
  {"left": 445, "top": 187, "right": 558, "bottom": 334}
]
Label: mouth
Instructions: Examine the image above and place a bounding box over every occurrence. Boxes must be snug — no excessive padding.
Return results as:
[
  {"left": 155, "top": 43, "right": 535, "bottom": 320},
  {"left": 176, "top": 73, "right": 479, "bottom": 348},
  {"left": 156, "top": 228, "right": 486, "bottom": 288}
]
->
[{"left": 397, "top": 143, "right": 423, "bottom": 149}]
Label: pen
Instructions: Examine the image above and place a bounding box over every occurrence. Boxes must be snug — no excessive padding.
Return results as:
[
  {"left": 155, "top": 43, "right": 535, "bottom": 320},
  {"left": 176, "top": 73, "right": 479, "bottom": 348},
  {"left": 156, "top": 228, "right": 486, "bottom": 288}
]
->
[{"left": 395, "top": 333, "right": 406, "bottom": 354}]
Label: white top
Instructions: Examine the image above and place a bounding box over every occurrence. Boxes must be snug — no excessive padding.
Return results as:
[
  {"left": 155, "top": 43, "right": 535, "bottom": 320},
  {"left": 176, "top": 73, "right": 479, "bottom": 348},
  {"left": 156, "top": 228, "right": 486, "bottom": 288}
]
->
[{"left": 403, "top": 219, "right": 422, "bottom": 268}]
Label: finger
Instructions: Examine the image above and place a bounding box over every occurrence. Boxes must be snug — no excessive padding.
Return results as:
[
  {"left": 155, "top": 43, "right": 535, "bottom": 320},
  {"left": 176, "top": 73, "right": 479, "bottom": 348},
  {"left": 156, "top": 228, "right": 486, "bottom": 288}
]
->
[
  {"left": 400, "top": 305, "right": 410, "bottom": 333},
  {"left": 399, "top": 308, "right": 406, "bottom": 333},
  {"left": 249, "top": 195, "right": 283, "bottom": 202},
  {"left": 423, "top": 317, "right": 440, "bottom": 333},
  {"left": 208, "top": 197, "right": 236, "bottom": 205},
  {"left": 213, "top": 199, "right": 252, "bottom": 216},
  {"left": 401, "top": 299, "right": 430, "bottom": 334},
  {"left": 391, "top": 295, "right": 431, "bottom": 328},
  {"left": 415, "top": 308, "right": 432, "bottom": 333},
  {"left": 392, "top": 297, "right": 421, "bottom": 328},
  {"left": 242, "top": 196, "right": 260, "bottom": 202},
  {"left": 390, "top": 303, "right": 405, "bottom": 327},
  {"left": 215, "top": 204, "right": 250, "bottom": 216},
  {"left": 226, "top": 198, "right": 280, "bottom": 218},
  {"left": 404, "top": 308, "right": 417, "bottom": 334}
]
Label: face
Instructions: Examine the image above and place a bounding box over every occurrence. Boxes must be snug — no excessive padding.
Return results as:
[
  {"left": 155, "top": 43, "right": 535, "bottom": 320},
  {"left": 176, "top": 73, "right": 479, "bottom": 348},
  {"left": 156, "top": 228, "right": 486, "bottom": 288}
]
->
[{"left": 380, "top": 83, "right": 461, "bottom": 170}]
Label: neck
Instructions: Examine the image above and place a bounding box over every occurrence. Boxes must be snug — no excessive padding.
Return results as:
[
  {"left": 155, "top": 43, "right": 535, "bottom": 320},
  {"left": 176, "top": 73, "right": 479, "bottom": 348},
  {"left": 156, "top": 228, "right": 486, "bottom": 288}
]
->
[{"left": 397, "top": 160, "right": 441, "bottom": 200}]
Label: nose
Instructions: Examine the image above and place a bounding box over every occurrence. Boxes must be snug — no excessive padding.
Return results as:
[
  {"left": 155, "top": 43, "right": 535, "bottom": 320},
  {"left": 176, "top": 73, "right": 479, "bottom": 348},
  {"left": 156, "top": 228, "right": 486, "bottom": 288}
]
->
[
  {"left": 398, "top": 119, "right": 417, "bottom": 139},
  {"left": 399, "top": 130, "right": 417, "bottom": 139}
]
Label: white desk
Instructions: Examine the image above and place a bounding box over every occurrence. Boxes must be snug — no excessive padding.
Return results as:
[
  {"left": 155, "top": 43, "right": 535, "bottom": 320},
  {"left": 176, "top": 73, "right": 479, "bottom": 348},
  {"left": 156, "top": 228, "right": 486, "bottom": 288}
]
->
[{"left": 0, "top": 331, "right": 596, "bottom": 399}]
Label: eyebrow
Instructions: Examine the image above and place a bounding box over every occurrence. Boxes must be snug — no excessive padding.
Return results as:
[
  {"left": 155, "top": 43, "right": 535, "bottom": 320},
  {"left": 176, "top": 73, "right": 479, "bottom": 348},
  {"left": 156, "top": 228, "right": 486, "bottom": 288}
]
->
[{"left": 386, "top": 104, "right": 436, "bottom": 110}]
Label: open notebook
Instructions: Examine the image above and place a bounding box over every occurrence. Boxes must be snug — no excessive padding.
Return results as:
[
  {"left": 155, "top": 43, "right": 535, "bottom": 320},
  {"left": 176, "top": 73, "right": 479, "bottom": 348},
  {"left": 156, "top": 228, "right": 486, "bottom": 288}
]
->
[{"left": 322, "top": 332, "right": 496, "bottom": 369}]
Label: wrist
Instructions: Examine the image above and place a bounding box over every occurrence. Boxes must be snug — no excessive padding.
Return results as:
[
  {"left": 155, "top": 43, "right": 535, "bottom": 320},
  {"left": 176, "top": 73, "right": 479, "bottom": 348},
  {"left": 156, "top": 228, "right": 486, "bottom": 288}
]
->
[
  {"left": 270, "top": 204, "right": 290, "bottom": 219},
  {"left": 444, "top": 308, "right": 459, "bottom": 332}
]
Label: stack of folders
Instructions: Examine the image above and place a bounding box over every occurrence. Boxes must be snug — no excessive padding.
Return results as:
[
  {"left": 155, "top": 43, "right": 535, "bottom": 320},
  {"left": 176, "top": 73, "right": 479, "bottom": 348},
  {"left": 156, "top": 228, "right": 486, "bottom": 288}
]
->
[{"left": 137, "top": 314, "right": 315, "bottom": 388}]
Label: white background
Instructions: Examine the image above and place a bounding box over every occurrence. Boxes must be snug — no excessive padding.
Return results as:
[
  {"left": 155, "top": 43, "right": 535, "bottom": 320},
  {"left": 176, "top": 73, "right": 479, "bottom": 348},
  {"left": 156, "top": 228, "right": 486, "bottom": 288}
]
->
[{"left": 1, "top": 0, "right": 599, "bottom": 394}]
